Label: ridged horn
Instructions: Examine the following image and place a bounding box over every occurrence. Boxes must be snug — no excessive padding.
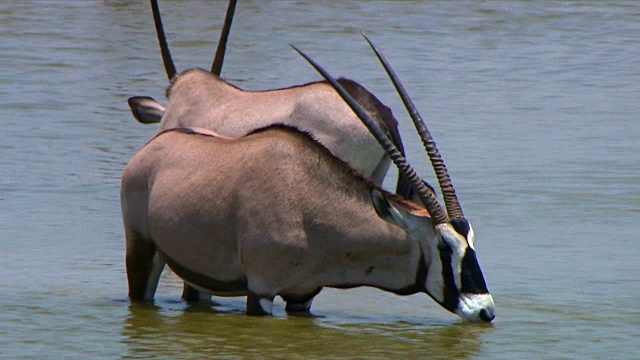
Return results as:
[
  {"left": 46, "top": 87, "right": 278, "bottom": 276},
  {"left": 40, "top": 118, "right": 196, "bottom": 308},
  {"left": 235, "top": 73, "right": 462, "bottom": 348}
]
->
[
  {"left": 210, "top": 0, "right": 237, "bottom": 75},
  {"left": 292, "top": 45, "right": 449, "bottom": 225},
  {"left": 150, "top": 0, "right": 177, "bottom": 81},
  {"left": 362, "top": 34, "right": 464, "bottom": 219}
]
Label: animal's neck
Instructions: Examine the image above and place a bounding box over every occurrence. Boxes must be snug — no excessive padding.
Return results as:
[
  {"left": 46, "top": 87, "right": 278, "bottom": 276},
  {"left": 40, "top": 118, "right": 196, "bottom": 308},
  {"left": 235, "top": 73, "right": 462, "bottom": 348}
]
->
[
  {"left": 323, "top": 242, "right": 425, "bottom": 295},
  {"left": 306, "top": 208, "right": 426, "bottom": 295}
]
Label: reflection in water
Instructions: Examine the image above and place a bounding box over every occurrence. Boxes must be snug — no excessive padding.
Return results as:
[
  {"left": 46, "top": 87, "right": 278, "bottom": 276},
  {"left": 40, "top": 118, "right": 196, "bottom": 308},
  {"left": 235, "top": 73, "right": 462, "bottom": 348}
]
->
[{"left": 122, "top": 302, "right": 493, "bottom": 358}]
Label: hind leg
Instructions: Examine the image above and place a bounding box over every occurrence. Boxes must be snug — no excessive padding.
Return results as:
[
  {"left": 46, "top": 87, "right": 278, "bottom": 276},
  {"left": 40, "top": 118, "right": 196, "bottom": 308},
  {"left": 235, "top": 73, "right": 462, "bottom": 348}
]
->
[
  {"left": 181, "top": 283, "right": 212, "bottom": 301},
  {"left": 126, "top": 230, "right": 165, "bottom": 301},
  {"left": 282, "top": 288, "right": 321, "bottom": 313},
  {"left": 284, "top": 298, "right": 314, "bottom": 313},
  {"left": 246, "top": 292, "right": 274, "bottom": 315}
]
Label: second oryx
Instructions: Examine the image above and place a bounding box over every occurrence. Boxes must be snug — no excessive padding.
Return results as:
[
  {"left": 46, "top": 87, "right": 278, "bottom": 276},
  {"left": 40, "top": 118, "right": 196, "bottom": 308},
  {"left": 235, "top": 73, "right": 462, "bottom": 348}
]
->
[{"left": 129, "top": 0, "right": 412, "bottom": 196}]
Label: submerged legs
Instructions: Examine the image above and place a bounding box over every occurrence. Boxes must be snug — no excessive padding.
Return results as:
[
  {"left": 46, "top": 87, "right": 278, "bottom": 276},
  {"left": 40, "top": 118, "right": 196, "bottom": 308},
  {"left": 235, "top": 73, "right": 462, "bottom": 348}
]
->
[
  {"left": 181, "top": 283, "right": 212, "bottom": 301},
  {"left": 284, "top": 298, "right": 314, "bottom": 313},
  {"left": 246, "top": 292, "right": 274, "bottom": 315},
  {"left": 282, "top": 289, "right": 320, "bottom": 314},
  {"left": 126, "top": 231, "right": 165, "bottom": 301}
]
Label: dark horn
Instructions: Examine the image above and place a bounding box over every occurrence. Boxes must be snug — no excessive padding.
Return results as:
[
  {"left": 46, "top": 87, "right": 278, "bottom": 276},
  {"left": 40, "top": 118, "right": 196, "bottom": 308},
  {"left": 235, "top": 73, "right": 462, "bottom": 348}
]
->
[
  {"left": 292, "top": 45, "right": 449, "bottom": 225},
  {"left": 150, "top": 0, "right": 177, "bottom": 81},
  {"left": 363, "top": 34, "right": 464, "bottom": 219},
  {"left": 210, "top": 0, "right": 238, "bottom": 75}
]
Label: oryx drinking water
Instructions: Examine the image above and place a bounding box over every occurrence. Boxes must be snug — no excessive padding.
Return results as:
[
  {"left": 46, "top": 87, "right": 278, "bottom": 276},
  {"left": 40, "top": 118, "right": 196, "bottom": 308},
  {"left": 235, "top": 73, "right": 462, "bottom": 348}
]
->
[
  {"left": 128, "top": 0, "right": 412, "bottom": 196},
  {"left": 121, "top": 42, "right": 495, "bottom": 322}
]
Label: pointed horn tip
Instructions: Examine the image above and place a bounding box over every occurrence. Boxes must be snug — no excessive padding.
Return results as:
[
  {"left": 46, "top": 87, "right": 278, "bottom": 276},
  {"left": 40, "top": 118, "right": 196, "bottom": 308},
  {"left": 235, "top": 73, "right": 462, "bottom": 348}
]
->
[
  {"left": 290, "top": 44, "right": 302, "bottom": 55},
  {"left": 290, "top": 45, "right": 317, "bottom": 68},
  {"left": 290, "top": 44, "right": 304, "bottom": 54},
  {"left": 361, "top": 32, "right": 380, "bottom": 53}
]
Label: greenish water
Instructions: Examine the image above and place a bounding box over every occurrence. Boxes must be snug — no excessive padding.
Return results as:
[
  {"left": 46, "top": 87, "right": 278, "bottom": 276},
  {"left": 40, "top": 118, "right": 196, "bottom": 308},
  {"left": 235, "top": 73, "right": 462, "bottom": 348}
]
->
[{"left": 2, "top": 1, "right": 639, "bottom": 358}]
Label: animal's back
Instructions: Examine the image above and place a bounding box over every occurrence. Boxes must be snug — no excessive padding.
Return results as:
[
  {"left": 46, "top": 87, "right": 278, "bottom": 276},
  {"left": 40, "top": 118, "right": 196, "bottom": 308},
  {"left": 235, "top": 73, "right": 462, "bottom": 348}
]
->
[{"left": 158, "top": 69, "right": 393, "bottom": 179}]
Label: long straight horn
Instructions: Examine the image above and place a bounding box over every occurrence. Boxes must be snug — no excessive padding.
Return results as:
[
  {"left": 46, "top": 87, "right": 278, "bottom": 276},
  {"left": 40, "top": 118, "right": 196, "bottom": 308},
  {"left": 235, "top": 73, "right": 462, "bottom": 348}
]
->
[
  {"left": 292, "top": 45, "right": 449, "bottom": 225},
  {"left": 363, "top": 34, "right": 464, "bottom": 219},
  {"left": 210, "top": 0, "right": 237, "bottom": 75},
  {"left": 150, "top": 0, "right": 177, "bottom": 81}
]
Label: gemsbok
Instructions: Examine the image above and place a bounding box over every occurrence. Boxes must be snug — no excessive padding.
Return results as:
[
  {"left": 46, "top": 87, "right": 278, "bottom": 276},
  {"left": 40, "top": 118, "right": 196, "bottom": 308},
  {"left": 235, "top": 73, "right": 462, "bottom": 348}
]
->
[
  {"left": 128, "top": 0, "right": 413, "bottom": 197},
  {"left": 120, "top": 42, "right": 496, "bottom": 322}
]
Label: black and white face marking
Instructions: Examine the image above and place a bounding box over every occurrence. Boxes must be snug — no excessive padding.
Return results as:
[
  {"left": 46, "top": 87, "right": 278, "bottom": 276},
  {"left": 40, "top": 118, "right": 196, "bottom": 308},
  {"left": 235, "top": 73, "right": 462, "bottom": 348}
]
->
[{"left": 425, "top": 219, "right": 495, "bottom": 322}]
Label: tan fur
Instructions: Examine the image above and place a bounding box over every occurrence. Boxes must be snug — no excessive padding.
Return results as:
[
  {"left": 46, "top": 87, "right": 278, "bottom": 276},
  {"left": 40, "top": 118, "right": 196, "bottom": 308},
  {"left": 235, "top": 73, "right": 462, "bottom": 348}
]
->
[
  {"left": 134, "top": 68, "right": 403, "bottom": 185},
  {"left": 121, "top": 126, "right": 431, "bottom": 306}
]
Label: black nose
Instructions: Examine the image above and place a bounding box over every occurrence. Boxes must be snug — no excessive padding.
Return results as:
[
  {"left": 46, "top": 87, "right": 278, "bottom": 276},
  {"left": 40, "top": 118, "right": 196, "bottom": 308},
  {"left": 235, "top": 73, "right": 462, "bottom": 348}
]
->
[{"left": 479, "top": 309, "right": 495, "bottom": 322}]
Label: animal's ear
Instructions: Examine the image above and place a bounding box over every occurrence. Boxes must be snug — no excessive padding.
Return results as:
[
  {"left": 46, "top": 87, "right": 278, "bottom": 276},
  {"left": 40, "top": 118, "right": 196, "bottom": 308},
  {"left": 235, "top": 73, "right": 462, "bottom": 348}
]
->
[
  {"left": 370, "top": 189, "right": 406, "bottom": 226},
  {"left": 128, "top": 96, "right": 165, "bottom": 124}
]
